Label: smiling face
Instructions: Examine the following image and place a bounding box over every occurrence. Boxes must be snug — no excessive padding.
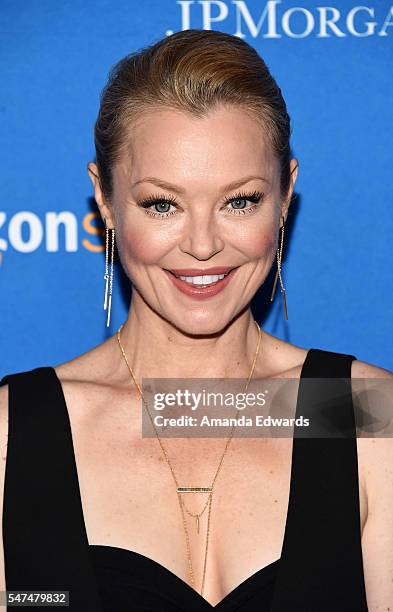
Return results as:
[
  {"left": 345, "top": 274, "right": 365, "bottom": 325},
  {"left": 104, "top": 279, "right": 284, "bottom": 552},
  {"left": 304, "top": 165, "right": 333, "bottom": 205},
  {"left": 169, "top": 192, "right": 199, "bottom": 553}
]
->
[{"left": 89, "top": 104, "right": 298, "bottom": 335}]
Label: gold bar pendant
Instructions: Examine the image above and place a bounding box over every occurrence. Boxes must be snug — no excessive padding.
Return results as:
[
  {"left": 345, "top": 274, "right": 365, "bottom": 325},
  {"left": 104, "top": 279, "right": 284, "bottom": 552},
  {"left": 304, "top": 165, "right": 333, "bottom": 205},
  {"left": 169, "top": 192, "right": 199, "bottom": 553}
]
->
[
  {"left": 196, "top": 516, "right": 199, "bottom": 534},
  {"left": 177, "top": 487, "right": 213, "bottom": 493}
]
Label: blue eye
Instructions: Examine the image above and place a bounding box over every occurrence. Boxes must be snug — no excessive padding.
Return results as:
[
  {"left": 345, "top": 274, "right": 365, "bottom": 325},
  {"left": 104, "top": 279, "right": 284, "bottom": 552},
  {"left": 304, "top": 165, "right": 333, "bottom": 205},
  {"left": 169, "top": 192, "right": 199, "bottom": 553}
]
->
[
  {"left": 223, "top": 190, "right": 264, "bottom": 215},
  {"left": 137, "top": 189, "right": 264, "bottom": 218},
  {"left": 151, "top": 201, "right": 172, "bottom": 213},
  {"left": 137, "top": 193, "right": 178, "bottom": 218}
]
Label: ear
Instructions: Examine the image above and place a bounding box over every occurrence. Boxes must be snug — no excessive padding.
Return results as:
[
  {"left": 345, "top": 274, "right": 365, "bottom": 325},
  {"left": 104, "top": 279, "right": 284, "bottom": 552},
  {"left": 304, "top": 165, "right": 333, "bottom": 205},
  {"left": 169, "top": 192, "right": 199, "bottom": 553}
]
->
[
  {"left": 87, "top": 162, "right": 115, "bottom": 229},
  {"left": 280, "top": 158, "right": 299, "bottom": 226}
]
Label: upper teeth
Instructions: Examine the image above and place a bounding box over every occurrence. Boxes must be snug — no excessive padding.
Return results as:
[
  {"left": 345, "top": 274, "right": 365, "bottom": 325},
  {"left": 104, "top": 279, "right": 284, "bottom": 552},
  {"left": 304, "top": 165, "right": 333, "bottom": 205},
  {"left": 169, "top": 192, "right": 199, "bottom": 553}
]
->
[{"left": 177, "top": 273, "right": 227, "bottom": 285}]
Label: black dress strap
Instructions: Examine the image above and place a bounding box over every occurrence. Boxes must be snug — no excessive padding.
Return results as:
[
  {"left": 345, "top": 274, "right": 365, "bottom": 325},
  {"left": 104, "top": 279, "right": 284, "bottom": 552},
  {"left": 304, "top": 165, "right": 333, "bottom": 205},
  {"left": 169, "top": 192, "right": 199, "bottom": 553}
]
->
[
  {"left": 0, "top": 368, "right": 103, "bottom": 611},
  {"left": 271, "top": 348, "right": 368, "bottom": 611}
]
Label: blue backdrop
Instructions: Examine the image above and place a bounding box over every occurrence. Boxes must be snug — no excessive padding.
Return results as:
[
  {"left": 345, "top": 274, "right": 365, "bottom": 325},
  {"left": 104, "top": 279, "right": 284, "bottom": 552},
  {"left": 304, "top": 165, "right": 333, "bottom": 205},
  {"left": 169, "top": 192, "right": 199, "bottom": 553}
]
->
[{"left": 1, "top": 0, "right": 392, "bottom": 377}]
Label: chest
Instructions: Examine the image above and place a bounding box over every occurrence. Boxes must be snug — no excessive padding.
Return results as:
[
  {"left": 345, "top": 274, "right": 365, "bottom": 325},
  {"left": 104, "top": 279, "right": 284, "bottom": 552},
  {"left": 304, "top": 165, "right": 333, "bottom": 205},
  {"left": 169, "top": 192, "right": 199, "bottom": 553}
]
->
[{"left": 68, "top": 394, "right": 367, "bottom": 606}]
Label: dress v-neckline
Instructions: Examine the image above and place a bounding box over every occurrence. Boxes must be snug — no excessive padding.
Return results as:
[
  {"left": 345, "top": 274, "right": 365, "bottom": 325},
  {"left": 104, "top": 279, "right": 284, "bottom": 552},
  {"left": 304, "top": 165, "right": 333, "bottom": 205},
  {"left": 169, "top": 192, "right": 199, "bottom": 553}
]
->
[
  {"left": 89, "top": 544, "right": 279, "bottom": 610},
  {"left": 50, "top": 348, "right": 313, "bottom": 609}
]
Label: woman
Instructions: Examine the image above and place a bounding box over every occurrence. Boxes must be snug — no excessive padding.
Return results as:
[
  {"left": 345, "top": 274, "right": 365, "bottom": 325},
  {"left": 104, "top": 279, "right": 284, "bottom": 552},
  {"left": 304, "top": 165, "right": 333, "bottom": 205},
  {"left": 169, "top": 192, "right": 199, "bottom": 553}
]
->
[{"left": 0, "top": 29, "right": 392, "bottom": 612}]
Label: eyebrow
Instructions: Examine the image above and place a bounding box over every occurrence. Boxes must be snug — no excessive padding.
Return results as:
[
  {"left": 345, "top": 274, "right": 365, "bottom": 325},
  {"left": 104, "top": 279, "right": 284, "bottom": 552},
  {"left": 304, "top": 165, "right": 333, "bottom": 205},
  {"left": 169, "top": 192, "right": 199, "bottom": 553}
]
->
[{"left": 131, "top": 175, "right": 270, "bottom": 195}]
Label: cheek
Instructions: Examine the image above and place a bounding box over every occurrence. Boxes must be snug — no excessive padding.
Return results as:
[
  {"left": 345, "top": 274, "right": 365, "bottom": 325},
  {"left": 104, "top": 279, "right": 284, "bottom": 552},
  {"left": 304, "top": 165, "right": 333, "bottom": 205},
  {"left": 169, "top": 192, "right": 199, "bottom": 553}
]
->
[
  {"left": 252, "top": 234, "right": 276, "bottom": 258},
  {"left": 235, "top": 223, "right": 276, "bottom": 259},
  {"left": 117, "top": 220, "right": 174, "bottom": 265}
]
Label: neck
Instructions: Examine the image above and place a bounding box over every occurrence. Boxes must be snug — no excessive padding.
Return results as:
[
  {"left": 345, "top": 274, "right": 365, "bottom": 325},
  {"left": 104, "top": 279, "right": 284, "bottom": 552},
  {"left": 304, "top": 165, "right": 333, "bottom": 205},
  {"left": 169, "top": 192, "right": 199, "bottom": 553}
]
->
[{"left": 115, "top": 296, "right": 263, "bottom": 382}]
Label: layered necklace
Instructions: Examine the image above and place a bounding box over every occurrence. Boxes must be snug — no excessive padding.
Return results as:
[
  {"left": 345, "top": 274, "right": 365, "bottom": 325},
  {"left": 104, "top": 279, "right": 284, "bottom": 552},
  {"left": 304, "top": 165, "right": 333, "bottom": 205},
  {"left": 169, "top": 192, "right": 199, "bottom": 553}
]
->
[{"left": 116, "top": 319, "right": 262, "bottom": 596}]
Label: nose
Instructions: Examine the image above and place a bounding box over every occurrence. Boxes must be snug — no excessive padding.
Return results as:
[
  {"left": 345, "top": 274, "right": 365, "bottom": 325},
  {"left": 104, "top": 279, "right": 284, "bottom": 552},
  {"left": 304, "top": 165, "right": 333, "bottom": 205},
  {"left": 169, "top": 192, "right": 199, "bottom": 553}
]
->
[{"left": 178, "top": 209, "right": 225, "bottom": 260}]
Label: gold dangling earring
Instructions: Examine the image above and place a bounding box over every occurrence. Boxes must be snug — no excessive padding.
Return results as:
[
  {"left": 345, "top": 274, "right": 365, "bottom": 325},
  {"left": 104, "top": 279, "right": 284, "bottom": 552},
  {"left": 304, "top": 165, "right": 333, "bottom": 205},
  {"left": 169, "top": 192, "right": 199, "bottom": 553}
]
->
[
  {"left": 103, "top": 220, "right": 115, "bottom": 327},
  {"left": 270, "top": 215, "right": 288, "bottom": 321}
]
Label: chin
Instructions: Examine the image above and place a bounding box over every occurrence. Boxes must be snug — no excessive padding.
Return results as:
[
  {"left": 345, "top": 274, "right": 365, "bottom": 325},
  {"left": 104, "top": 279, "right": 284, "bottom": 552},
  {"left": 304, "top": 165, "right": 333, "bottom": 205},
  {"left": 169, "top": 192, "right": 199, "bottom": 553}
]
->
[{"left": 169, "top": 312, "right": 229, "bottom": 337}]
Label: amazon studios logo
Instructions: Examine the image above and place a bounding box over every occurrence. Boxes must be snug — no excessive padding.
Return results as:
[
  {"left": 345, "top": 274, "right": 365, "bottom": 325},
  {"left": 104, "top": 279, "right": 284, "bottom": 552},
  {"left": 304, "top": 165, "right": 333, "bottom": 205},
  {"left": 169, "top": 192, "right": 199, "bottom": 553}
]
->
[{"left": 168, "top": 1, "right": 393, "bottom": 38}]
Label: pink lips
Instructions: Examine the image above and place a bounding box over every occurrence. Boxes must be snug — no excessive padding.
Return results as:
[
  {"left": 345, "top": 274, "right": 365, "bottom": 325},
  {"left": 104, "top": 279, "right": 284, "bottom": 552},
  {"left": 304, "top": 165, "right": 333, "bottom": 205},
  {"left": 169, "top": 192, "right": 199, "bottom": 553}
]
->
[
  {"left": 163, "top": 266, "right": 239, "bottom": 300},
  {"left": 167, "top": 266, "right": 235, "bottom": 276}
]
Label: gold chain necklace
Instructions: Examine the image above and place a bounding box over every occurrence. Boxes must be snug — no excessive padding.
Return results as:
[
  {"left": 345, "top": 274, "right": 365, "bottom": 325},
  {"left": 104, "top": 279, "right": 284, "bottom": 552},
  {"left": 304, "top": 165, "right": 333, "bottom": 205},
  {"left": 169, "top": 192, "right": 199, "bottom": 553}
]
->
[{"left": 116, "top": 319, "right": 262, "bottom": 596}]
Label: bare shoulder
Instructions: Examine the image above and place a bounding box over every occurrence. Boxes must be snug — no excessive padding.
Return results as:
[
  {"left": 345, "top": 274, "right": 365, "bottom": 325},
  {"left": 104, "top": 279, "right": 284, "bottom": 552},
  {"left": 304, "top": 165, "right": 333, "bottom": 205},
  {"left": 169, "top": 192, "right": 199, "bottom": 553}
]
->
[
  {"left": 352, "top": 357, "right": 393, "bottom": 560},
  {"left": 53, "top": 335, "right": 116, "bottom": 384},
  {"left": 350, "top": 358, "right": 393, "bottom": 608},
  {"left": 51, "top": 335, "right": 138, "bottom": 423},
  {"left": 351, "top": 356, "right": 393, "bottom": 461},
  {"left": 52, "top": 331, "right": 127, "bottom": 392},
  {"left": 0, "top": 385, "right": 8, "bottom": 484},
  {"left": 0, "top": 383, "right": 8, "bottom": 432},
  {"left": 258, "top": 330, "right": 309, "bottom": 377},
  {"left": 266, "top": 340, "right": 393, "bottom": 504},
  {"left": 353, "top": 357, "right": 393, "bottom": 477},
  {"left": 352, "top": 357, "right": 393, "bottom": 459},
  {"left": 0, "top": 383, "right": 8, "bottom": 461},
  {"left": 0, "top": 383, "right": 9, "bottom": 604},
  {"left": 351, "top": 357, "right": 393, "bottom": 379}
]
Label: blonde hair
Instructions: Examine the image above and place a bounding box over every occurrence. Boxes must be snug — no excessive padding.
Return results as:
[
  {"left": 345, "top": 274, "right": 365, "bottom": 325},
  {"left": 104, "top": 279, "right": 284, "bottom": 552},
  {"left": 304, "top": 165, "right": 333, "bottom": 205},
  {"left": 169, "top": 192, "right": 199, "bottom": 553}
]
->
[{"left": 94, "top": 29, "right": 292, "bottom": 202}]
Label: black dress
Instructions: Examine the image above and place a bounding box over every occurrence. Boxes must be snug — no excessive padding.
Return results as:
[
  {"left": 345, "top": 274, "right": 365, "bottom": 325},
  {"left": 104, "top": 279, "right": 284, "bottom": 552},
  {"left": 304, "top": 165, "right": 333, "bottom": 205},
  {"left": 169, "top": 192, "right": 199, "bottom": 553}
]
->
[{"left": 0, "top": 348, "right": 369, "bottom": 611}]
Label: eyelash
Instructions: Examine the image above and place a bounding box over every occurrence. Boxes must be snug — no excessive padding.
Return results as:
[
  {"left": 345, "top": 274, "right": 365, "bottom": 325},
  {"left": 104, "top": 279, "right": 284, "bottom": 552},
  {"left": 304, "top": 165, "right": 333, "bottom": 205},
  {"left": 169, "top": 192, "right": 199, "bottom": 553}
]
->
[{"left": 137, "top": 190, "right": 265, "bottom": 218}]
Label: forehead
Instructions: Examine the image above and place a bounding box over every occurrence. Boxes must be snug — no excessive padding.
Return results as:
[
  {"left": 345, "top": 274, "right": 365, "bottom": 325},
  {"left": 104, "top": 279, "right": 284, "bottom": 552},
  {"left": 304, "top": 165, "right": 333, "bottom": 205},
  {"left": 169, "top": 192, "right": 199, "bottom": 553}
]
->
[{"left": 116, "top": 105, "right": 279, "bottom": 188}]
